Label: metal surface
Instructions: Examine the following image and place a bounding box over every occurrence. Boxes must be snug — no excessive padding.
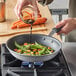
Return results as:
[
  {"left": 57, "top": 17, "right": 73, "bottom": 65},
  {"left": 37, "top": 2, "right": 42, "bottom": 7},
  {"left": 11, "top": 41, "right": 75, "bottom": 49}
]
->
[
  {"left": 6, "top": 34, "right": 61, "bottom": 62},
  {"left": 50, "top": 9, "right": 68, "bottom": 15},
  {"left": 62, "top": 42, "right": 76, "bottom": 76},
  {"left": 49, "top": 28, "right": 57, "bottom": 36}
]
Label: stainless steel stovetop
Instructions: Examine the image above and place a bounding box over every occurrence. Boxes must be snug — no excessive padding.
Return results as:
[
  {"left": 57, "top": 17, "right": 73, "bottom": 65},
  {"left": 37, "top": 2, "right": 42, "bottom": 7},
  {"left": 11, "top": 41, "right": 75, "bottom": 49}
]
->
[{"left": 62, "top": 42, "right": 76, "bottom": 76}]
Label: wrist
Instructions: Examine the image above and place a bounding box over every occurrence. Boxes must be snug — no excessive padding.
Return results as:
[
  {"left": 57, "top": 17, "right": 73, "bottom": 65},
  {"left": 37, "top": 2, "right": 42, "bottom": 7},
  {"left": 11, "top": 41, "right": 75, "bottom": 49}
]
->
[{"left": 73, "top": 18, "right": 76, "bottom": 29}]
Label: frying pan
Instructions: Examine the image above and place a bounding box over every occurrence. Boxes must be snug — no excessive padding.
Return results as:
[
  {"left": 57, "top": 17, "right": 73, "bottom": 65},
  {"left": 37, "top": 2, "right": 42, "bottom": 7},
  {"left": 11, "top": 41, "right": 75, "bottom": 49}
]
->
[{"left": 6, "top": 27, "right": 62, "bottom": 62}]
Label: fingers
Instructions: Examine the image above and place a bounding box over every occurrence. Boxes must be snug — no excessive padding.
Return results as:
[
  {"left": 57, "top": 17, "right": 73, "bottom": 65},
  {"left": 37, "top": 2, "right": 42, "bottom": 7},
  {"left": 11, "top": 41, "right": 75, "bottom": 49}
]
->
[
  {"left": 56, "top": 21, "right": 72, "bottom": 34},
  {"left": 14, "top": 2, "right": 20, "bottom": 19},
  {"left": 14, "top": 0, "right": 40, "bottom": 19},
  {"left": 14, "top": 1, "right": 23, "bottom": 19},
  {"left": 55, "top": 18, "right": 76, "bottom": 35},
  {"left": 14, "top": 0, "right": 29, "bottom": 19},
  {"left": 56, "top": 20, "right": 66, "bottom": 28},
  {"left": 31, "top": 0, "right": 40, "bottom": 18},
  {"left": 55, "top": 20, "right": 67, "bottom": 34}
]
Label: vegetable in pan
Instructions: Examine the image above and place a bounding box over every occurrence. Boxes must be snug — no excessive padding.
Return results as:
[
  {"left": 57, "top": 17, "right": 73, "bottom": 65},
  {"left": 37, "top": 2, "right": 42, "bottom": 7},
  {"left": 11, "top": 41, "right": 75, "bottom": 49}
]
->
[{"left": 14, "top": 42, "right": 55, "bottom": 56}]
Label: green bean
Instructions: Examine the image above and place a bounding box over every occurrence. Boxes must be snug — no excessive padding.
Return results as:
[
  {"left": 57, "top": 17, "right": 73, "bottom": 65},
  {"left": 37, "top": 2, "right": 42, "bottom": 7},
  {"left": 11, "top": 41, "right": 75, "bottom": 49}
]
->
[
  {"left": 38, "top": 47, "right": 46, "bottom": 55},
  {"left": 30, "top": 45, "right": 43, "bottom": 49},
  {"left": 14, "top": 41, "right": 54, "bottom": 56},
  {"left": 15, "top": 41, "right": 27, "bottom": 53},
  {"left": 15, "top": 41, "right": 22, "bottom": 49}
]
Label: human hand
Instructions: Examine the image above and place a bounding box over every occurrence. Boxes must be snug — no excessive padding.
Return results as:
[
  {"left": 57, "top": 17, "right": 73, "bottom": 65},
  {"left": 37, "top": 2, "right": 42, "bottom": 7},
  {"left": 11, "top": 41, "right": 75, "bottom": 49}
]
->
[
  {"left": 55, "top": 18, "right": 76, "bottom": 34},
  {"left": 14, "top": 0, "right": 40, "bottom": 19}
]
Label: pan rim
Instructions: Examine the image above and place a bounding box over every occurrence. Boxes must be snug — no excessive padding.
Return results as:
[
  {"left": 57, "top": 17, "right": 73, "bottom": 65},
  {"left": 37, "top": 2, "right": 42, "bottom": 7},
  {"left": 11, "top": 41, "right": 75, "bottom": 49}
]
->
[{"left": 6, "top": 34, "right": 62, "bottom": 57}]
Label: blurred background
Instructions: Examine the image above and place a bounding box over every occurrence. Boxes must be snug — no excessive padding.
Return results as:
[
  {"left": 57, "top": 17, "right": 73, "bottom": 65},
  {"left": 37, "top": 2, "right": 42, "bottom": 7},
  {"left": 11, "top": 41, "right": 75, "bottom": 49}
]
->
[{"left": 48, "top": 0, "right": 69, "bottom": 24}]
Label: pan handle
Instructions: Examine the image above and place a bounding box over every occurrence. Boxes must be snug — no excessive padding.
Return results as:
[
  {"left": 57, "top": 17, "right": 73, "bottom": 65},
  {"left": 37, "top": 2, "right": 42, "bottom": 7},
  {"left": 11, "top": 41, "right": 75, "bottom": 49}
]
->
[
  {"left": 49, "top": 26, "right": 63, "bottom": 36},
  {"left": 53, "top": 26, "right": 63, "bottom": 33}
]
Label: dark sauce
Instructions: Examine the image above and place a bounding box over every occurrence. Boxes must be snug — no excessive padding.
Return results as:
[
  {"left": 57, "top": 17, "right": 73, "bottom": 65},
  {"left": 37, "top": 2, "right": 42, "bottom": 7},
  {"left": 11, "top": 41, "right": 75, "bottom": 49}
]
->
[
  {"left": 20, "top": 14, "right": 35, "bottom": 43},
  {"left": 25, "top": 19, "right": 35, "bottom": 43}
]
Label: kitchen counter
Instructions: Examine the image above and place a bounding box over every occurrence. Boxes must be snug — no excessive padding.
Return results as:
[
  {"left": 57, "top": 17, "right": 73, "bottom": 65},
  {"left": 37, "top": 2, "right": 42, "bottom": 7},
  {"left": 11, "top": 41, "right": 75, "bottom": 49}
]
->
[{"left": 62, "top": 42, "right": 76, "bottom": 76}]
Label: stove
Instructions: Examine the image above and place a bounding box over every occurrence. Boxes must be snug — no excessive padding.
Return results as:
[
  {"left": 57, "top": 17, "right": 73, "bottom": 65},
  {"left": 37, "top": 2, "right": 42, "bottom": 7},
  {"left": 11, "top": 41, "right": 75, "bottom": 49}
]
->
[{"left": 0, "top": 44, "right": 72, "bottom": 76}]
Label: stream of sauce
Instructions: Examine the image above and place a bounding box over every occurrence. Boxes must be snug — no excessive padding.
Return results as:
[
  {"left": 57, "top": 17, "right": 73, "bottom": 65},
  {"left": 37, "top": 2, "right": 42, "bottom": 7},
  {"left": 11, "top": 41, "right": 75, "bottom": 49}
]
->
[
  {"left": 26, "top": 19, "right": 35, "bottom": 43},
  {"left": 30, "top": 24, "right": 32, "bottom": 43}
]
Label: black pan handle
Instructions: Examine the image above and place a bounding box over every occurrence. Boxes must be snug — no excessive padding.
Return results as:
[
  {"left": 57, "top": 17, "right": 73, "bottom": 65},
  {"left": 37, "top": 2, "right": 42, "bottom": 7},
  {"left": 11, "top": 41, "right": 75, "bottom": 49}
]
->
[
  {"left": 48, "top": 26, "right": 63, "bottom": 36},
  {"left": 52, "top": 26, "right": 63, "bottom": 33}
]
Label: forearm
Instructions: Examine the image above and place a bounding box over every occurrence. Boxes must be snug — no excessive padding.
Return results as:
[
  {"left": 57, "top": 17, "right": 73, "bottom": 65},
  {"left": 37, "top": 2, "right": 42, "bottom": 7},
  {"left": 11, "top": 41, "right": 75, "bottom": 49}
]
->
[{"left": 73, "top": 18, "right": 76, "bottom": 29}]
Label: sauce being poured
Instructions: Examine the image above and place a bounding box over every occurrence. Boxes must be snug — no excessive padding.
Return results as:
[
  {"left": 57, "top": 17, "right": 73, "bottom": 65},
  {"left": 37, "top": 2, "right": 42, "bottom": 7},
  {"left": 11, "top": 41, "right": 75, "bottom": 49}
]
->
[
  {"left": 20, "top": 14, "right": 35, "bottom": 43},
  {"left": 24, "top": 19, "right": 35, "bottom": 43}
]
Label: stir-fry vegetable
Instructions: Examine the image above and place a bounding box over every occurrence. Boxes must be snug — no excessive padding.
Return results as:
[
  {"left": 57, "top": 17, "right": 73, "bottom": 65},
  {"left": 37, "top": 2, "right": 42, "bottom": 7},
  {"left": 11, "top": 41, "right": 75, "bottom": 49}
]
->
[{"left": 14, "top": 42, "right": 55, "bottom": 56}]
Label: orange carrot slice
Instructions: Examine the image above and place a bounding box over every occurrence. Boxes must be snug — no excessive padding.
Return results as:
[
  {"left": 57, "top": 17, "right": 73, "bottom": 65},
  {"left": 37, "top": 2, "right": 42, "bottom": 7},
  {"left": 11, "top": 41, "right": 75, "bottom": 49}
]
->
[{"left": 11, "top": 20, "right": 31, "bottom": 29}]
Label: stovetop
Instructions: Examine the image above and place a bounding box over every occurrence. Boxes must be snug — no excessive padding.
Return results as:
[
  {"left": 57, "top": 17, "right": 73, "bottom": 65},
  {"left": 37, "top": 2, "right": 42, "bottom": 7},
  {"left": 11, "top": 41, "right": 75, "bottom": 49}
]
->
[{"left": 0, "top": 44, "right": 72, "bottom": 76}]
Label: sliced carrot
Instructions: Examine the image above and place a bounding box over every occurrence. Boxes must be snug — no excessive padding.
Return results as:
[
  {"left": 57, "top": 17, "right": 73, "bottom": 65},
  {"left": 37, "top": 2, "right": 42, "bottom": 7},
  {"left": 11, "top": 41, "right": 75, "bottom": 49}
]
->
[
  {"left": 50, "top": 50, "right": 54, "bottom": 53},
  {"left": 32, "top": 12, "right": 42, "bottom": 18},
  {"left": 24, "top": 43, "right": 28, "bottom": 45},
  {"left": 14, "top": 49, "right": 17, "bottom": 51},
  {"left": 22, "top": 11, "right": 42, "bottom": 19},
  {"left": 22, "top": 11, "right": 32, "bottom": 20},
  {"left": 17, "top": 49, "right": 22, "bottom": 53},
  {"left": 33, "top": 49, "right": 37, "bottom": 52},
  {"left": 27, "top": 50, "right": 31, "bottom": 52},
  {"left": 23, "top": 17, "right": 47, "bottom": 25},
  {"left": 31, "top": 52, "right": 34, "bottom": 54},
  {"left": 33, "top": 17, "right": 47, "bottom": 25},
  {"left": 48, "top": 47, "right": 51, "bottom": 49},
  {"left": 24, "top": 52, "right": 27, "bottom": 53},
  {"left": 22, "top": 11, "right": 32, "bottom": 17},
  {"left": 11, "top": 20, "right": 31, "bottom": 29},
  {"left": 11, "top": 11, "right": 47, "bottom": 29},
  {"left": 26, "top": 54, "right": 30, "bottom": 55},
  {"left": 38, "top": 49, "right": 42, "bottom": 51},
  {"left": 35, "top": 52, "right": 39, "bottom": 55},
  {"left": 23, "top": 16, "right": 33, "bottom": 20}
]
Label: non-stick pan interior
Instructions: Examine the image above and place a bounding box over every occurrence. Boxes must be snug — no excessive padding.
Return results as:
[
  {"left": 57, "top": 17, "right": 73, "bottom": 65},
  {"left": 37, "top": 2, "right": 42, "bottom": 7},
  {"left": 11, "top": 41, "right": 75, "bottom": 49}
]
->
[{"left": 6, "top": 34, "right": 61, "bottom": 52}]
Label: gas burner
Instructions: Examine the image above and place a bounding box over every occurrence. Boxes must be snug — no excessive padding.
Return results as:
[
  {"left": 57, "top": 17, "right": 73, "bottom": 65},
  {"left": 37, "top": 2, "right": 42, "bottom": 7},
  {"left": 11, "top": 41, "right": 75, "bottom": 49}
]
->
[
  {"left": 21, "top": 62, "right": 44, "bottom": 68},
  {"left": 0, "top": 44, "right": 72, "bottom": 76}
]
